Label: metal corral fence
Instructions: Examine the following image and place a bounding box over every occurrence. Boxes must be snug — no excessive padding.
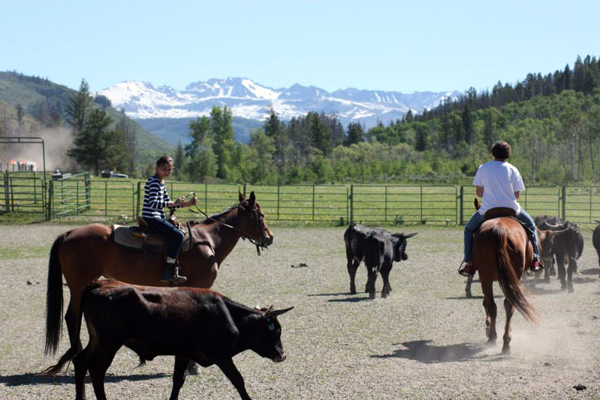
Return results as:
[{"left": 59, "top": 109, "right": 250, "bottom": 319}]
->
[
  {"left": 0, "top": 171, "right": 48, "bottom": 216},
  {"left": 4, "top": 173, "right": 600, "bottom": 225}
]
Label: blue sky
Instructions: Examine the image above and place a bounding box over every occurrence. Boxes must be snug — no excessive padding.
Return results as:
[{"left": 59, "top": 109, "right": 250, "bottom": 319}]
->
[{"left": 2, "top": 0, "right": 598, "bottom": 94}]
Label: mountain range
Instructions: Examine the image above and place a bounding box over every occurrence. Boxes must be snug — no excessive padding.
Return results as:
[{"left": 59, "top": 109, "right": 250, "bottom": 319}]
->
[{"left": 100, "top": 78, "right": 460, "bottom": 144}]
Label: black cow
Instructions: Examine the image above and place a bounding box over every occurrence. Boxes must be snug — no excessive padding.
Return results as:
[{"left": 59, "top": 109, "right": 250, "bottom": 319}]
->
[
  {"left": 593, "top": 220, "right": 600, "bottom": 277},
  {"left": 537, "top": 221, "right": 583, "bottom": 292},
  {"left": 73, "top": 280, "right": 292, "bottom": 400},
  {"left": 344, "top": 223, "right": 417, "bottom": 299}
]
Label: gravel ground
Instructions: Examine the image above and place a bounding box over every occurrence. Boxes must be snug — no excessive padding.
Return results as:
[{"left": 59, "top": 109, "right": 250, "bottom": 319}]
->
[{"left": 0, "top": 224, "right": 599, "bottom": 399}]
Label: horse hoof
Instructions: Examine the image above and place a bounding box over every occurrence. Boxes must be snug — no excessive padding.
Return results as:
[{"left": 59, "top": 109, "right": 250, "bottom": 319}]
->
[
  {"left": 486, "top": 339, "right": 497, "bottom": 347},
  {"left": 502, "top": 346, "right": 511, "bottom": 355},
  {"left": 568, "top": 286, "right": 574, "bottom": 293},
  {"left": 544, "top": 278, "right": 550, "bottom": 284},
  {"left": 369, "top": 292, "right": 376, "bottom": 300},
  {"left": 466, "top": 291, "right": 472, "bottom": 298},
  {"left": 186, "top": 363, "right": 199, "bottom": 375}
]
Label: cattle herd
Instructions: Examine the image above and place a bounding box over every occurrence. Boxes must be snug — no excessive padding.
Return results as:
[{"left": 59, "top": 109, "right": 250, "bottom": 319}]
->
[{"left": 53, "top": 216, "right": 600, "bottom": 400}]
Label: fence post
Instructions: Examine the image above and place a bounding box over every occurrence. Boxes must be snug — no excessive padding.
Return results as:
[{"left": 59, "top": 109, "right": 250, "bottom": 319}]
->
[
  {"left": 3, "top": 173, "right": 8, "bottom": 213},
  {"left": 459, "top": 186, "right": 464, "bottom": 225},
  {"left": 384, "top": 186, "right": 388, "bottom": 222},
  {"left": 312, "top": 185, "right": 315, "bottom": 221},
  {"left": 350, "top": 185, "right": 354, "bottom": 224},
  {"left": 420, "top": 186, "right": 423, "bottom": 223},
  {"left": 277, "top": 185, "right": 280, "bottom": 220},
  {"left": 561, "top": 186, "right": 567, "bottom": 221},
  {"left": 136, "top": 181, "right": 141, "bottom": 217},
  {"left": 47, "top": 181, "right": 53, "bottom": 220}
]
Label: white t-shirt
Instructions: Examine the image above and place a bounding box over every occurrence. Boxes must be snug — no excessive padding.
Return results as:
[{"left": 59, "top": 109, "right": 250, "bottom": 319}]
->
[{"left": 473, "top": 160, "right": 524, "bottom": 215}]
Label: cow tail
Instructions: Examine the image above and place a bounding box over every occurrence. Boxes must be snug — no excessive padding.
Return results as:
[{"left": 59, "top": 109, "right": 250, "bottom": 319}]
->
[
  {"left": 495, "top": 229, "right": 540, "bottom": 325},
  {"left": 45, "top": 233, "right": 66, "bottom": 356}
]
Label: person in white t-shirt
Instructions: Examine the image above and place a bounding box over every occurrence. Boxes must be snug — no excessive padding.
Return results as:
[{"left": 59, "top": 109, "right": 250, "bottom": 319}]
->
[{"left": 458, "top": 141, "right": 543, "bottom": 276}]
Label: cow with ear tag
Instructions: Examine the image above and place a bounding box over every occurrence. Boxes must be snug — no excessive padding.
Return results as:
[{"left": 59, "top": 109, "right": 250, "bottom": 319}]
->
[{"left": 73, "top": 280, "right": 293, "bottom": 400}]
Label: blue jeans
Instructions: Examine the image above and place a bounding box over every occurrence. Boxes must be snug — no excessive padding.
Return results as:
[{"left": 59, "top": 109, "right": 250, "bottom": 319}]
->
[
  {"left": 463, "top": 209, "right": 540, "bottom": 263},
  {"left": 144, "top": 217, "right": 184, "bottom": 259}
]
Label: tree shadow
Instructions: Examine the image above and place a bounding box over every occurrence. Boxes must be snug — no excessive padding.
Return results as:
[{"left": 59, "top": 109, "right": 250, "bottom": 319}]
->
[
  {"left": 572, "top": 276, "right": 597, "bottom": 284},
  {"left": 371, "top": 340, "right": 491, "bottom": 364},
  {"left": 0, "top": 372, "right": 169, "bottom": 387},
  {"left": 307, "top": 292, "right": 354, "bottom": 297}
]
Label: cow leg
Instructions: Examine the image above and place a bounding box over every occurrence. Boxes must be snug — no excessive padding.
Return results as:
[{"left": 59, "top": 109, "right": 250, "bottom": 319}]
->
[
  {"left": 481, "top": 280, "right": 497, "bottom": 345},
  {"left": 502, "top": 298, "right": 515, "bottom": 355},
  {"left": 88, "top": 342, "right": 120, "bottom": 400},
  {"left": 556, "top": 252, "right": 567, "bottom": 291},
  {"left": 567, "top": 258, "right": 576, "bottom": 293},
  {"left": 347, "top": 258, "right": 360, "bottom": 294},
  {"left": 380, "top": 263, "right": 392, "bottom": 299},
  {"left": 215, "top": 358, "right": 252, "bottom": 400},
  {"left": 169, "top": 356, "right": 191, "bottom": 400},
  {"left": 365, "top": 269, "right": 378, "bottom": 299}
]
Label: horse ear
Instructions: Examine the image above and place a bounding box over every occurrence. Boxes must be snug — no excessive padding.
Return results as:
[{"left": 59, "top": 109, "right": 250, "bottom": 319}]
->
[
  {"left": 248, "top": 191, "right": 256, "bottom": 206},
  {"left": 239, "top": 191, "right": 246, "bottom": 203}
]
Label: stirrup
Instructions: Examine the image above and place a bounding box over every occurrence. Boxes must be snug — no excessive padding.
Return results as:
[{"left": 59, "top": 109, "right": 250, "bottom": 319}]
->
[{"left": 458, "top": 262, "right": 475, "bottom": 277}]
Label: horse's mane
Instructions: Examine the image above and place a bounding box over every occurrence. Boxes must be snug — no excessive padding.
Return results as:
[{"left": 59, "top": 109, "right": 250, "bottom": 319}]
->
[{"left": 200, "top": 203, "right": 241, "bottom": 225}]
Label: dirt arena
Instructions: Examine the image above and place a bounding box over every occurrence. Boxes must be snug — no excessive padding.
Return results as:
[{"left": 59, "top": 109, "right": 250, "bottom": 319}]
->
[{"left": 0, "top": 224, "right": 598, "bottom": 399}]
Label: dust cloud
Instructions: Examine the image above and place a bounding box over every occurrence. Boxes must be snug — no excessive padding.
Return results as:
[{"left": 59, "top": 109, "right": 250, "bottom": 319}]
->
[{"left": 0, "top": 127, "right": 75, "bottom": 171}]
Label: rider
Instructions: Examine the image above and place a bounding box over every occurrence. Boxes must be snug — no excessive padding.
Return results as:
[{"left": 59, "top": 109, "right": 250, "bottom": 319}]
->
[
  {"left": 459, "top": 141, "right": 544, "bottom": 277},
  {"left": 142, "top": 156, "right": 197, "bottom": 284}
]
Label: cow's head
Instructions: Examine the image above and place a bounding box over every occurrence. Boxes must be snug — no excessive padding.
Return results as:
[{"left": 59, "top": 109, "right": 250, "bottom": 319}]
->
[
  {"left": 391, "top": 232, "right": 418, "bottom": 262},
  {"left": 251, "top": 306, "right": 293, "bottom": 363}
]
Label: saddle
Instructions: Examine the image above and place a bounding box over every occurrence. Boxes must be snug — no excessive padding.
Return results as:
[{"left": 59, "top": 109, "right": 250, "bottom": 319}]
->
[
  {"left": 482, "top": 207, "right": 536, "bottom": 241},
  {"left": 112, "top": 217, "right": 195, "bottom": 254}
]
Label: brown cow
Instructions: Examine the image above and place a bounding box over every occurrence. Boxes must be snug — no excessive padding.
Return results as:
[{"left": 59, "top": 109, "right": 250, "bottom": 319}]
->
[{"left": 73, "top": 280, "right": 292, "bottom": 400}]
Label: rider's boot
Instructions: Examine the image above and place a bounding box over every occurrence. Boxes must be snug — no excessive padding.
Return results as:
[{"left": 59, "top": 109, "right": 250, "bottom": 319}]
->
[
  {"left": 161, "top": 258, "right": 187, "bottom": 284},
  {"left": 458, "top": 261, "right": 475, "bottom": 277},
  {"left": 530, "top": 256, "right": 544, "bottom": 272}
]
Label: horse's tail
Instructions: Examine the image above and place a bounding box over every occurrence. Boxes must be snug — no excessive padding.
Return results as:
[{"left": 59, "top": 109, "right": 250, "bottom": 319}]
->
[
  {"left": 495, "top": 228, "right": 540, "bottom": 325},
  {"left": 45, "top": 233, "right": 67, "bottom": 356}
]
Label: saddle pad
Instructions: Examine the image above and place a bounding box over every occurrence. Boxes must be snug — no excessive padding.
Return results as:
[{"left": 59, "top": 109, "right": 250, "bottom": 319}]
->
[{"left": 113, "top": 225, "right": 193, "bottom": 252}]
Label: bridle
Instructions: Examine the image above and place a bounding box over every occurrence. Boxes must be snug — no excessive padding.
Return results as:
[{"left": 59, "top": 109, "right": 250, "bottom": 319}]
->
[{"left": 187, "top": 204, "right": 270, "bottom": 255}]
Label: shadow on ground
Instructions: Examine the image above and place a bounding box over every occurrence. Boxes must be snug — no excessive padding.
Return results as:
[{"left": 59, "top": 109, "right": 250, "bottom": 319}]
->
[
  {"left": 0, "top": 372, "right": 168, "bottom": 387},
  {"left": 371, "top": 340, "right": 492, "bottom": 363}
]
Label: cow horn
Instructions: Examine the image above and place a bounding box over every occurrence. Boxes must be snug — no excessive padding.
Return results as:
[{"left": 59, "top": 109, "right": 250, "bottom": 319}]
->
[
  {"left": 255, "top": 302, "right": 261, "bottom": 310},
  {"left": 594, "top": 220, "right": 600, "bottom": 224},
  {"left": 269, "top": 307, "right": 294, "bottom": 317},
  {"left": 549, "top": 228, "right": 569, "bottom": 236},
  {"left": 544, "top": 222, "right": 563, "bottom": 229},
  {"left": 404, "top": 232, "right": 418, "bottom": 239}
]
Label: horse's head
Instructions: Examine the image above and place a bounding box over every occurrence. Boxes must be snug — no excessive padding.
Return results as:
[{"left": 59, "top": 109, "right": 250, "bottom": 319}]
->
[
  {"left": 238, "top": 191, "right": 274, "bottom": 248},
  {"left": 390, "top": 232, "right": 418, "bottom": 262}
]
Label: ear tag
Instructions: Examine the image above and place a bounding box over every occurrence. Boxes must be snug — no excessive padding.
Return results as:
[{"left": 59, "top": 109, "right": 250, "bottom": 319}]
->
[{"left": 268, "top": 323, "right": 275, "bottom": 331}]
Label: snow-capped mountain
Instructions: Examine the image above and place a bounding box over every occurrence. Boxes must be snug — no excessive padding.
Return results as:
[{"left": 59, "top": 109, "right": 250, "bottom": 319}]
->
[{"left": 99, "top": 77, "right": 460, "bottom": 129}]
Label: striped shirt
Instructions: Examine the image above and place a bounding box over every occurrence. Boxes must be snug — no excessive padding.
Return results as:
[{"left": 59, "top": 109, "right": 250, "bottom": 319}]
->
[{"left": 142, "top": 176, "right": 170, "bottom": 219}]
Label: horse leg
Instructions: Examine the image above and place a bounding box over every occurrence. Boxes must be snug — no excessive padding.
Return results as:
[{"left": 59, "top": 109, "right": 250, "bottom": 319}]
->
[
  {"left": 465, "top": 273, "right": 474, "bottom": 298},
  {"left": 481, "top": 280, "right": 497, "bottom": 345},
  {"left": 502, "top": 298, "right": 515, "bottom": 355},
  {"left": 347, "top": 258, "right": 360, "bottom": 294}
]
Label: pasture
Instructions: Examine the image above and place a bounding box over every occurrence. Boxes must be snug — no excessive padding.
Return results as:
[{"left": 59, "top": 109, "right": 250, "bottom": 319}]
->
[{"left": 0, "top": 224, "right": 599, "bottom": 399}]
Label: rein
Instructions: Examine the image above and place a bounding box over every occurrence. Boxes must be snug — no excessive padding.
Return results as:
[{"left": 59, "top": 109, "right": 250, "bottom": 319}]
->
[{"left": 188, "top": 205, "right": 269, "bottom": 256}]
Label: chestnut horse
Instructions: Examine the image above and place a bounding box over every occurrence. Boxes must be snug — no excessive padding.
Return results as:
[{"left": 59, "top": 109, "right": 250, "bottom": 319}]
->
[
  {"left": 44, "top": 192, "right": 273, "bottom": 374},
  {"left": 470, "top": 201, "right": 540, "bottom": 354}
]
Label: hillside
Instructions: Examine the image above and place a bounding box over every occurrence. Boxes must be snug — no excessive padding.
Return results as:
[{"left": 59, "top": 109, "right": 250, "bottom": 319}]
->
[{"left": 0, "top": 71, "right": 172, "bottom": 153}]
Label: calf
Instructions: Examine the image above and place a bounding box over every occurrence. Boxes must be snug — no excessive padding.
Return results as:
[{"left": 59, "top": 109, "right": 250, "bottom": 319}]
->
[
  {"left": 541, "top": 222, "right": 583, "bottom": 292},
  {"left": 344, "top": 223, "right": 417, "bottom": 299},
  {"left": 73, "top": 280, "right": 292, "bottom": 400}
]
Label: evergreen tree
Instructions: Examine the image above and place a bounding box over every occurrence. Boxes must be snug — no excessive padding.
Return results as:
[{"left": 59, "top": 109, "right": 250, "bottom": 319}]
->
[
  {"left": 186, "top": 116, "right": 217, "bottom": 182},
  {"left": 67, "top": 108, "right": 115, "bottom": 176},
  {"left": 462, "top": 106, "right": 474, "bottom": 145},
  {"left": 117, "top": 115, "right": 138, "bottom": 176},
  {"left": 248, "top": 128, "right": 275, "bottom": 183},
  {"left": 414, "top": 122, "right": 429, "bottom": 151},
  {"left": 308, "top": 112, "right": 331, "bottom": 155},
  {"left": 345, "top": 122, "right": 364, "bottom": 145},
  {"left": 16, "top": 104, "right": 24, "bottom": 131},
  {"left": 211, "top": 106, "right": 235, "bottom": 180},
  {"left": 65, "top": 79, "right": 92, "bottom": 134},
  {"left": 263, "top": 107, "right": 287, "bottom": 176},
  {"left": 174, "top": 140, "right": 186, "bottom": 180}
]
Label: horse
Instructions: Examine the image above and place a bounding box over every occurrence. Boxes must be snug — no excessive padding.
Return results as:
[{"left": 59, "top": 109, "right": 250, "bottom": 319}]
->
[
  {"left": 44, "top": 191, "right": 273, "bottom": 375},
  {"left": 469, "top": 200, "right": 540, "bottom": 354}
]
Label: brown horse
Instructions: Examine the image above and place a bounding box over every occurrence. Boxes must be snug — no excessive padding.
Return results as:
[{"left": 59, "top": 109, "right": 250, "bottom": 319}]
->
[
  {"left": 471, "top": 201, "right": 540, "bottom": 354},
  {"left": 44, "top": 192, "right": 273, "bottom": 375}
]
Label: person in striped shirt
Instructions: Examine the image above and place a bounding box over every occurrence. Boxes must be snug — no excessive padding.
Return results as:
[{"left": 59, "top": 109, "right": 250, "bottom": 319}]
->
[{"left": 142, "top": 156, "right": 197, "bottom": 284}]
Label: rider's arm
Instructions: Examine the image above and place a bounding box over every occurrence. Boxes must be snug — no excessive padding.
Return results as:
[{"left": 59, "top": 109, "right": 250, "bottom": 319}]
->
[
  {"left": 514, "top": 191, "right": 520, "bottom": 199},
  {"left": 476, "top": 186, "right": 484, "bottom": 197}
]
